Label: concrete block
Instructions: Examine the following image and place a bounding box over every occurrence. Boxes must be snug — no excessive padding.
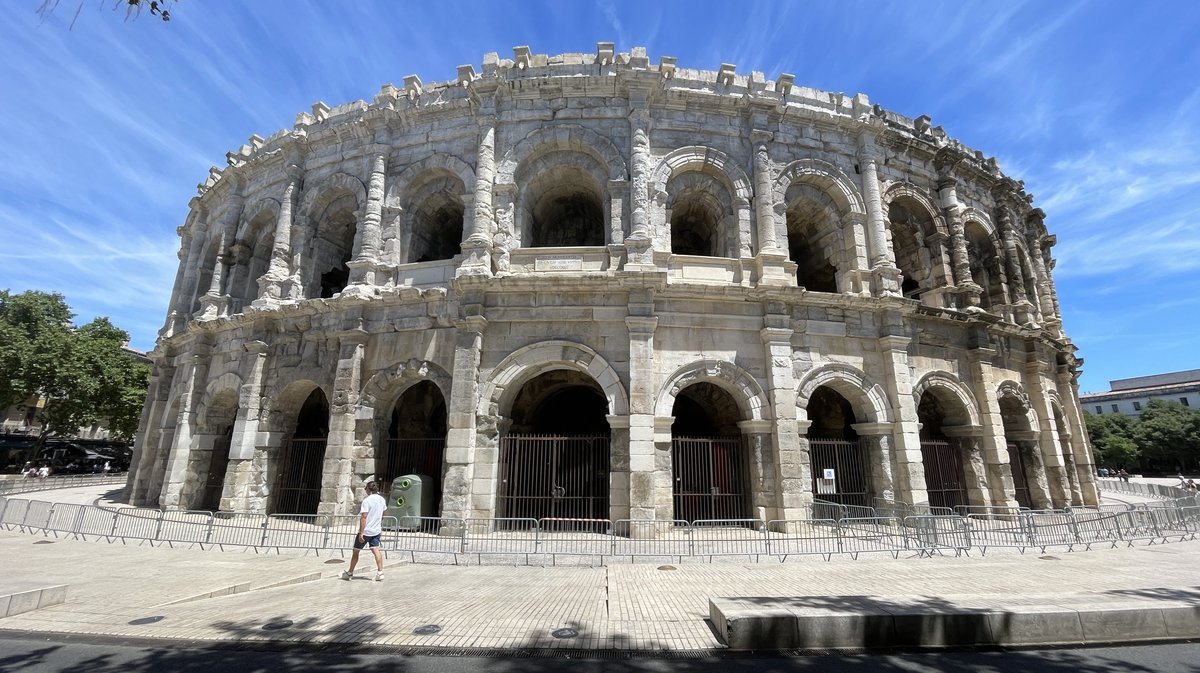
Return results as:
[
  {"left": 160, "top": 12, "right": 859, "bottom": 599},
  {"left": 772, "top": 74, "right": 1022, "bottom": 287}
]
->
[
  {"left": 889, "top": 607, "right": 994, "bottom": 647},
  {"left": 6, "top": 590, "right": 41, "bottom": 617},
  {"left": 985, "top": 607, "right": 1085, "bottom": 645},
  {"left": 1078, "top": 607, "right": 1168, "bottom": 643}
]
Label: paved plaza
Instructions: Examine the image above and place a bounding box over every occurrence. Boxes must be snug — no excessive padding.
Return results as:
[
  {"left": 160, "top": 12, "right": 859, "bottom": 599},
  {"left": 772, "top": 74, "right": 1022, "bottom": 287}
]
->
[{"left": 0, "top": 482, "right": 1198, "bottom": 652}]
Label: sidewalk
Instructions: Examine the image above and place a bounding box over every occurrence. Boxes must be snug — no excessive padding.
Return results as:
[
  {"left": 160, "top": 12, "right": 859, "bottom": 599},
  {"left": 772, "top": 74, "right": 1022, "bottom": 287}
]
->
[{"left": 1, "top": 484, "right": 1199, "bottom": 652}]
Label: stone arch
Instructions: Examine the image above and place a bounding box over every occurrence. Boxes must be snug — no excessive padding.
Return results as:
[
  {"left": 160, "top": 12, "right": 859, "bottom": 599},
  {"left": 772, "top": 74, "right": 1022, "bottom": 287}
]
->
[
  {"left": 884, "top": 182, "right": 945, "bottom": 235},
  {"left": 299, "top": 172, "right": 367, "bottom": 216},
  {"left": 388, "top": 153, "right": 475, "bottom": 204},
  {"left": 666, "top": 171, "right": 734, "bottom": 257},
  {"left": 263, "top": 379, "right": 328, "bottom": 433},
  {"left": 796, "top": 363, "right": 891, "bottom": 424},
  {"left": 773, "top": 158, "right": 866, "bottom": 214},
  {"left": 236, "top": 198, "right": 280, "bottom": 240},
  {"left": 495, "top": 124, "right": 627, "bottom": 186},
  {"left": 655, "top": 359, "right": 770, "bottom": 422},
  {"left": 512, "top": 150, "right": 610, "bottom": 247},
  {"left": 912, "top": 371, "right": 981, "bottom": 427},
  {"left": 997, "top": 380, "right": 1040, "bottom": 433},
  {"left": 360, "top": 359, "right": 453, "bottom": 418},
  {"left": 480, "top": 340, "right": 629, "bottom": 419},
  {"left": 782, "top": 181, "right": 845, "bottom": 292},
  {"left": 961, "top": 208, "right": 996, "bottom": 237},
  {"left": 885, "top": 183, "right": 945, "bottom": 299},
  {"left": 651, "top": 146, "right": 752, "bottom": 200}
]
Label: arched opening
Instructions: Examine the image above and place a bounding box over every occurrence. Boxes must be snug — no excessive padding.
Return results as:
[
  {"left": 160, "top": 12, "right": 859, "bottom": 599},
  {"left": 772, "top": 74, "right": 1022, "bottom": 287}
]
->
[
  {"left": 200, "top": 424, "right": 233, "bottom": 511},
  {"left": 189, "top": 240, "right": 221, "bottom": 315},
  {"left": 917, "top": 390, "right": 969, "bottom": 510},
  {"left": 1052, "top": 404, "right": 1080, "bottom": 502},
  {"left": 498, "top": 370, "right": 610, "bottom": 521},
  {"left": 235, "top": 211, "right": 275, "bottom": 309},
  {"left": 670, "top": 190, "right": 723, "bottom": 257},
  {"left": 806, "top": 386, "right": 869, "bottom": 508},
  {"left": 999, "top": 394, "right": 1035, "bottom": 509},
  {"left": 1018, "top": 248, "right": 1041, "bottom": 316},
  {"left": 670, "top": 382, "right": 751, "bottom": 522},
  {"left": 311, "top": 193, "right": 357, "bottom": 298},
  {"left": 887, "top": 199, "right": 935, "bottom": 300},
  {"left": 377, "top": 381, "right": 447, "bottom": 516},
  {"left": 409, "top": 191, "right": 464, "bottom": 263},
  {"left": 785, "top": 187, "right": 839, "bottom": 292},
  {"left": 965, "top": 222, "right": 1004, "bottom": 311},
  {"left": 273, "top": 388, "right": 329, "bottom": 515},
  {"left": 524, "top": 166, "right": 605, "bottom": 248}
]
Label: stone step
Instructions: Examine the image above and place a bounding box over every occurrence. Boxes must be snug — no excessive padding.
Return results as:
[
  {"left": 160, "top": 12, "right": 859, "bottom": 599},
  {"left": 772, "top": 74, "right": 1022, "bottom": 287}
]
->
[
  {"left": 710, "top": 591, "right": 1200, "bottom": 650},
  {"left": 0, "top": 581, "right": 67, "bottom": 619}
]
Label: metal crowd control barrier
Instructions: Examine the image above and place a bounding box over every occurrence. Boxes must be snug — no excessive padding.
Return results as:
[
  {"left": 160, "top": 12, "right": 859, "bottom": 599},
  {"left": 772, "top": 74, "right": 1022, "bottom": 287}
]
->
[
  {"left": 0, "top": 473, "right": 126, "bottom": 496},
  {"left": 6, "top": 493, "right": 1200, "bottom": 564}
]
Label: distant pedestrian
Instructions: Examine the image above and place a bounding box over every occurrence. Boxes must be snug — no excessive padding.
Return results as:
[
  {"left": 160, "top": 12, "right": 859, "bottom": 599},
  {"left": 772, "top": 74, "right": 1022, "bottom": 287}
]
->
[
  {"left": 37, "top": 465, "right": 49, "bottom": 480},
  {"left": 341, "top": 481, "right": 386, "bottom": 582},
  {"left": 1099, "top": 467, "right": 1109, "bottom": 478},
  {"left": 1188, "top": 480, "right": 1197, "bottom": 492},
  {"left": 103, "top": 461, "right": 111, "bottom": 474},
  {"left": 1117, "top": 468, "right": 1130, "bottom": 483}
]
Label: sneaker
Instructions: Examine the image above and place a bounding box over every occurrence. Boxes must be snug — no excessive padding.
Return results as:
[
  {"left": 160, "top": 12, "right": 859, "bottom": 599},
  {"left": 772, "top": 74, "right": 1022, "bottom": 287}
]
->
[
  {"left": 374, "top": 572, "right": 384, "bottom": 582},
  {"left": 340, "top": 571, "right": 353, "bottom": 581}
]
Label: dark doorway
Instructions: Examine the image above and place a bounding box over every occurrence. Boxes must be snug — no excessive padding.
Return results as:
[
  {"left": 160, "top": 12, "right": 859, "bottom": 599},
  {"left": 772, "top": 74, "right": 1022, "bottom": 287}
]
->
[
  {"left": 670, "top": 382, "right": 751, "bottom": 522},
  {"left": 274, "top": 389, "right": 329, "bottom": 515},
  {"left": 917, "top": 391, "right": 969, "bottom": 510},
  {"left": 199, "top": 425, "right": 232, "bottom": 512},
  {"left": 379, "top": 381, "right": 447, "bottom": 515},
  {"left": 806, "top": 387, "right": 869, "bottom": 508}
]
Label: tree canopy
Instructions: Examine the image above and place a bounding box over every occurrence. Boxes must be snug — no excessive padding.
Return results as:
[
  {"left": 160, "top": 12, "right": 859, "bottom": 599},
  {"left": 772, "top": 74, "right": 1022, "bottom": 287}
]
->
[
  {"left": 0, "top": 289, "right": 149, "bottom": 443},
  {"left": 1084, "top": 400, "right": 1200, "bottom": 472}
]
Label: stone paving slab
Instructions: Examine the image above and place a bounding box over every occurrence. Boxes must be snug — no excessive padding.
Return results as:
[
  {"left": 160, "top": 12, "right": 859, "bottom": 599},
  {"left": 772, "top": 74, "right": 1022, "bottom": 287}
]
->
[{"left": 1, "top": 527, "right": 1199, "bottom": 651}]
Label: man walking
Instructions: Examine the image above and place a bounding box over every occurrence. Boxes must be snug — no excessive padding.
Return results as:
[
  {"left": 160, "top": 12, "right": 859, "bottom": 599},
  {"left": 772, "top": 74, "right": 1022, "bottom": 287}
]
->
[{"left": 341, "top": 481, "right": 386, "bottom": 582}]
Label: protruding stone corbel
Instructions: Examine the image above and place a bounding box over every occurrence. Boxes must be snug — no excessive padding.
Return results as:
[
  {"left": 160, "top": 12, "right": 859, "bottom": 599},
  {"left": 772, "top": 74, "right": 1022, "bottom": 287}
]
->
[
  {"left": 659, "top": 56, "right": 676, "bottom": 79},
  {"left": 311, "top": 101, "right": 330, "bottom": 122},
  {"left": 456, "top": 65, "right": 477, "bottom": 86},
  {"left": 403, "top": 75, "right": 422, "bottom": 100},
  {"left": 775, "top": 73, "right": 794, "bottom": 98},
  {"left": 513, "top": 45, "right": 531, "bottom": 69},
  {"left": 717, "top": 63, "right": 736, "bottom": 86},
  {"left": 596, "top": 41, "right": 614, "bottom": 65}
]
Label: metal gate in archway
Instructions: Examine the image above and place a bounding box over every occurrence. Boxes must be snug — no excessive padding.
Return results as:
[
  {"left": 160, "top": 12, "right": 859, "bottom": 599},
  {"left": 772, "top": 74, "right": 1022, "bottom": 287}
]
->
[
  {"left": 671, "top": 436, "right": 751, "bottom": 522},
  {"left": 200, "top": 432, "right": 232, "bottom": 512},
  {"left": 809, "top": 437, "right": 869, "bottom": 508},
  {"left": 920, "top": 439, "right": 969, "bottom": 510},
  {"left": 1007, "top": 441, "right": 1032, "bottom": 508},
  {"left": 498, "top": 435, "right": 609, "bottom": 522},
  {"left": 275, "top": 438, "right": 327, "bottom": 515}
]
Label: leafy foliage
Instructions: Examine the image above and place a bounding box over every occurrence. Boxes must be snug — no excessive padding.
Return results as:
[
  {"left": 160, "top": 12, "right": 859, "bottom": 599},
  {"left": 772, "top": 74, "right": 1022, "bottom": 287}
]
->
[
  {"left": 0, "top": 290, "right": 149, "bottom": 443},
  {"left": 36, "top": 0, "right": 177, "bottom": 30},
  {"left": 1085, "top": 401, "right": 1200, "bottom": 470}
]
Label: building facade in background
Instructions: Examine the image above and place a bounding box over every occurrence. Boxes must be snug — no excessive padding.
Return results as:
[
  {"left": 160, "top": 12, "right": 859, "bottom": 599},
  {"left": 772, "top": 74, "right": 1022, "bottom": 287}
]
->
[
  {"left": 1081, "top": 369, "right": 1200, "bottom": 418},
  {"left": 126, "top": 46, "right": 1098, "bottom": 520}
]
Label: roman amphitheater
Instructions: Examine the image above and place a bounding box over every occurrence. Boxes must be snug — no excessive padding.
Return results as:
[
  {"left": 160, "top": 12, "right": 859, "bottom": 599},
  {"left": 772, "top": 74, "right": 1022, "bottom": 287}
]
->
[{"left": 125, "top": 45, "right": 1098, "bottom": 526}]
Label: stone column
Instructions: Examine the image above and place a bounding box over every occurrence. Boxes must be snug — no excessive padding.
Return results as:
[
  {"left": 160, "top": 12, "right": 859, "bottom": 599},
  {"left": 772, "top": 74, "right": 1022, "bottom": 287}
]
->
[
  {"left": 196, "top": 237, "right": 230, "bottom": 320},
  {"left": 319, "top": 329, "right": 367, "bottom": 516},
  {"left": 284, "top": 213, "right": 312, "bottom": 300},
  {"left": 851, "top": 426, "right": 896, "bottom": 503},
  {"left": 159, "top": 352, "right": 210, "bottom": 509},
  {"left": 941, "top": 426, "right": 991, "bottom": 507},
  {"left": 1057, "top": 364, "right": 1099, "bottom": 505},
  {"left": 1010, "top": 433, "right": 1053, "bottom": 509},
  {"left": 223, "top": 340, "right": 269, "bottom": 512},
  {"left": 651, "top": 416, "right": 676, "bottom": 522},
  {"left": 739, "top": 419, "right": 776, "bottom": 521},
  {"left": 127, "top": 364, "right": 173, "bottom": 505},
  {"left": 607, "top": 179, "right": 628, "bottom": 270},
  {"left": 921, "top": 231, "right": 956, "bottom": 308},
  {"left": 626, "top": 288, "right": 662, "bottom": 521},
  {"left": 734, "top": 196, "right": 754, "bottom": 260},
  {"left": 347, "top": 153, "right": 387, "bottom": 290},
  {"left": 997, "top": 206, "right": 1034, "bottom": 324},
  {"left": 937, "top": 176, "right": 982, "bottom": 309},
  {"left": 624, "top": 106, "right": 655, "bottom": 270},
  {"left": 607, "top": 414, "right": 631, "bottom": 523},
  {"left": 1025, "top": 359, "right": 1070, "bottom": 507},
  {"left": 856, "top": 131, "right": 901, "bottom": 296},
  {"left": 442, "top": 312, "right": 487, "bottom": 521},
  {"left": 256, "top": 177, "right": 298, "bottom": 304},
  {"left": 458, "top": 115, "right": 495, "bottom": 277},
  {"left": 877, "top": 330, "right": 927, "bottom": 505},
  {"left": 751, "top": 132, "right": 789, "bottom": 285},
  {"left": 175, "top": 217, "right": 209, "bottom": 321},
  {"left": 762, "top": 319, "right": 808, "bottom": 521},
  {"left": 160, "top": 235, "right": 192, "bottom": 338},
  {"left": 1028, "top": 231, "right": 1060, "bottom": 330},
  {"left": 841, "top": 212, "right": 873, "bottom": 295},
  {"left": 966, "top": 346, "right": 1018, "bottom": 508}
]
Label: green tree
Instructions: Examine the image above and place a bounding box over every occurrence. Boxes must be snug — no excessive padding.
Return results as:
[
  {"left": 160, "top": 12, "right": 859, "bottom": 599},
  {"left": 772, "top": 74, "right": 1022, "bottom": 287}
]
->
[
  {"left": 1083, "top": 410, "right": 1140, "bottom": 468},
  {"left": 0, "top": 289, "right": 149, "bottom": 446},
  {"left": 1133, "top": 400, "right": 1200, "bottom": 471}
]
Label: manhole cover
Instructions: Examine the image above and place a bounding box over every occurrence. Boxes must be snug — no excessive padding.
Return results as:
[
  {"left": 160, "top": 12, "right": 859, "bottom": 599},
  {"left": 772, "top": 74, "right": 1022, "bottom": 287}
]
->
[
  {"left": 323, "top": 559, "right": 345, "bottom": 564},
  {"left": 551, "top": 627, "right": 579, "bottom": 639},
  {"left": 33, "top": 540, "right": 55, "bottom": 545},
  {"left": 128, "top": 616, "right": 165, "bottom": 625},
  {"left": 413, "top": 624, "right": 442, "bottom": 635},
  {"left": 657, "top": 565, "right": 677, "bottom": 571},
  {"left": 262, "top": 620, "right": 294, "bottom": 631},
  {"left": 1039, "top": 555, "right": 1061, "bottom": 561}
]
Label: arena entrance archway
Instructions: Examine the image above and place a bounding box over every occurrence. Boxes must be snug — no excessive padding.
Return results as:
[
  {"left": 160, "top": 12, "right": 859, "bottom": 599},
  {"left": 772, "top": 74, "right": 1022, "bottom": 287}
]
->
[
  {"left": 917, "top": 391, "right": 969, "bottom": 510},
  {"left": 377, "top": 381, "right": 446, "bottom": 515},
  {"left": 806, "top": 386, "right": 869, "bottom": 508},
  {"left": 273, "top": 389, "right": 329, "bottom": 515},
  {"left": 199, "top": 425, "right": 232, "bottom": 511},
  {"left": 670, "top": 382, "right": 751, "bottom": 522},
  {"left": 1000, "top": 394, "right": 1036, "bottom": 509},
  {"left": 498, "top": 370, "right": 610, "bottom": 522}
]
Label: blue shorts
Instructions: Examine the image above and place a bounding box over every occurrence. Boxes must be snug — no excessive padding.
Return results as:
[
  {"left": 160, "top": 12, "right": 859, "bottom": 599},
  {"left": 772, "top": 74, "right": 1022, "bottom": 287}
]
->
[{"left": 354, "top": 533, "right": 381, "bottom": 550}]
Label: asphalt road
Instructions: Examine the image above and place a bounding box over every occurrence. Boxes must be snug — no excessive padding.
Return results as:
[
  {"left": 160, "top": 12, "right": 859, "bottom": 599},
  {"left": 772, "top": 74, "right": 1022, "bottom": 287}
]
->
[{"left": 1, "top": 632, "right": 1198, "bottom": 673}]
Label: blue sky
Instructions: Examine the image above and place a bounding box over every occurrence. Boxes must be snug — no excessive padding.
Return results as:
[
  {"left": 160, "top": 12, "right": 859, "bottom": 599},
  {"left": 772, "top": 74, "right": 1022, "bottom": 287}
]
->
[{"left": 1, "top": 1, "right": 1198, "bottom": 393}]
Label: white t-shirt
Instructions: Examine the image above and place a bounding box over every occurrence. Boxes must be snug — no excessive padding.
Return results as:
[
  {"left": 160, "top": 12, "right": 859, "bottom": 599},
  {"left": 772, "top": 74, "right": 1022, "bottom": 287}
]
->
[{"left": 360, "top": 493, "right": 387, "bottom": 537}]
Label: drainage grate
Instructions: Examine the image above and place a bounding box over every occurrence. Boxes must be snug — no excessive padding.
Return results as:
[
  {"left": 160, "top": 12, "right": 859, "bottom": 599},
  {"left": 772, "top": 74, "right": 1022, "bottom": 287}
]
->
[
  {"left": 128, "top": 616, "right": 165, "bottom": 625},
  {"left": 413, "top": 624, "right": 442, "bottom": 635},
  {"left": 262, "top": 620, "right": 294, "bottom": 631},
  {"left": 551, "top": 628, "right": 578, "bottom": 639}
]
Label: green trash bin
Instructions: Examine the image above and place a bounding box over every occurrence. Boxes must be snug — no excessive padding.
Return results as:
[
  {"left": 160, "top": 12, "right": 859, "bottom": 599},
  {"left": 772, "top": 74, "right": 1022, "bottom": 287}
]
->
[{"left": 385, "top": 474, "right": 435, "bottom": 530}]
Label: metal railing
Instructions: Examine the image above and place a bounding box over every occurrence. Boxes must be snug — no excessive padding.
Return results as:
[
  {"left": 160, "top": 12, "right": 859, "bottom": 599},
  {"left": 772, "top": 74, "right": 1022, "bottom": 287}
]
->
[
  {"left": 0, "top": 473, "right": 126, "bottom": 496},
  {"left": 5, "top": 491, "right": 1199, "bottom": 564}
]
